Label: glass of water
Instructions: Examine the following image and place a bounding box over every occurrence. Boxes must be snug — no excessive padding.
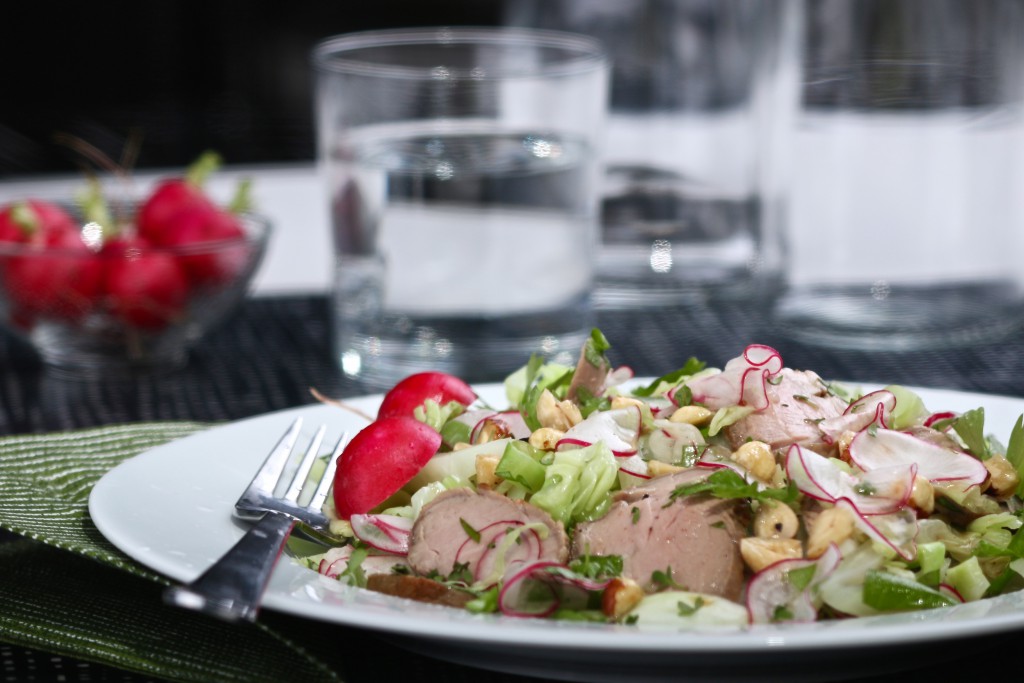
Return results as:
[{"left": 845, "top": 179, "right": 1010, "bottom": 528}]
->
[
  {"left": 312, "top": 28, "right": 608, "bottom": 389},
  {"left": 776, "top": 0, "right": 1024, "bottom": 350}
]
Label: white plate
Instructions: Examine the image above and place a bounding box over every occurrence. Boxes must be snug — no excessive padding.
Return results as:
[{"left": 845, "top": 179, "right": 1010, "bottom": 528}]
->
[{"left": 90, "top": 384, "right": 1024, "bottom": 682}]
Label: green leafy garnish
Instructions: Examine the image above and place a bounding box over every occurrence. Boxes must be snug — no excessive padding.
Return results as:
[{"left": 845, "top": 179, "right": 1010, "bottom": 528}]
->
[
  {"left": 786, "top": 564, "right": 817, "bottom": 591},
  {"left": 568, "top": 554, "right": 624, "bottom": 580},
  {"left": 952, "top": 408, "right": 992, "bottom": 460},
  {"left": 495, "top": 441, "right": 547, "bottom": 492},
  {"left": 862, "top": 570, "right": 957, "bottom": 611},
  {"left": 631, "top": 358, "right": 706, "bottom": 398},
  {"left": 651, "top": 567, "right": 685, "bottom": 590},
  {"left": 1004, "top": 415, "right": 1024, "bottom": 498},
  {"left": 583, "top": 328, "right": 611, "bottom": 368},
  {"left": 460, "top": 518, "right": 481, "bottom": 543},
  {"left": 666, "top": 468, "right": 798, "bottom": 506},
  {"left": 339, "top": 547, "right": 369, "bottom": 588},
  {"left": 465, "top": 586, "right": 500, "bottom": 613},
  {"left": 677, "top": 596, "right": 706, "bottom": 616}
]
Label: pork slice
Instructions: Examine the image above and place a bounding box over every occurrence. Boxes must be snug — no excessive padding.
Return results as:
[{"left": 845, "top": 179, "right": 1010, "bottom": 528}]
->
[
  {"left": 407, "top": 488, "right": 568, "bottom": 584},
  {"left": 724, "top": 368, "right": 847, "bottom": 454},
  {"left": 571, "top": 469, "right": 745, "bottom": 600},
  {"left": 567, "top": 344, "right": 609, "bottom": 402}
]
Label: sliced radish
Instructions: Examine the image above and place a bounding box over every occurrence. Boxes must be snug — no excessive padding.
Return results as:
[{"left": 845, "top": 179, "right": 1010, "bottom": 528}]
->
[
  {"left": 785, "top": 444, "right": 915, "bottom": 515},
  {"left": 454, "top": 520, "right": 543, "bottom": 585},
  {"left": 696, "top": 449, "right": 762, "bottom": 487},
  {"left": 819, "top": 390, "right": 895, "bottom": 443},
  {"left": 333, "top": 416, "right": 443, "bottom": 519},
  {"left": 924, "top": 411, "right": 957, "bottom": 430},
  {"left": 615, "top": 453, "right": 651, "bottom": 479},
  {"left": 848, "top": 428, "right": 988, "bottom": 487},
  {"left": 497, "top": 560, "right": 564, "bottom": 618},
  {"left": 376, "top": 371, "right": 477, "bottom": 420},
  {"left": 349, "top": 514, "right": 414, "bottom": 555},
  {"left": 318, "top": 546, "right": 354, "bottom": 579},
  {"left": 833, "top": 498, "right": 918, "bottom": 561},
  {"left": 646, "top": 420, "right": 704, "bottom": 464},
  {"left": 746, "top": 543, "right": 842, "bottom": 624},
  {"left": 557, "top": 406, "right": 641, "bottom": 456},
  {"left": 605, "top": 365, "right": 635, "bottom": 389},
  {"left": 938, "top": 583, "right": 966, "bottom": 603},
  {"left": 317, "top": 545, "right": 408, "bottom": 579},
  {"left": 468, "top": 410, "right": 531, "bottom": 443},
  {"left": 681, "top": 344, "right": 783, "bottom": 410},
  {"left": 497, "top": 560, "right": 611, "bottom": 618}
]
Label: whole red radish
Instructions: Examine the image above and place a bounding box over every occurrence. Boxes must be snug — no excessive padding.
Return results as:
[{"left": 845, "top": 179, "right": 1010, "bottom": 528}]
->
[
  {"left": 163, "top": 202, "right": 249, "bottom": 287},
  {"left": 377, "top": 372, "right": 477, "bottom": 420},
  {"left": 1, "top": 228, "right": 103, "bottom": 322},
  {"left": 332, "top": 416, "right": 442, "bottom": 519},
  {"left": 0, "top": 200, "right": 79, "bottom": 244},
  {"left": 102, "top": 236, "right": 189, "bottom": 330},
  {"left": 137, "top": 151, "right": 221, "bottom": 244}
]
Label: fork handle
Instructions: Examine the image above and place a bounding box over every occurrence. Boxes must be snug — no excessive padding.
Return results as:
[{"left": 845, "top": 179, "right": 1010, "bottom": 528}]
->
[{"left": 163, "top": 512, "right": 295, "bottom": 622}]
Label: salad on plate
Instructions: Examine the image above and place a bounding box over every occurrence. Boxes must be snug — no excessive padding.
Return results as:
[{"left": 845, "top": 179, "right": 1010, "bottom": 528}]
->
[{"left": 299, "top": 330, "right": 1024, "bottom": 628}]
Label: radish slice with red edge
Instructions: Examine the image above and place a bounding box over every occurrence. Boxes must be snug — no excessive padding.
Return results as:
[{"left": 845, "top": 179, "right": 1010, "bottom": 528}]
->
[
  {"left": 317, "top": 545, "right": 409, "bottom": 578},
  {"left": 924, "top": 411, "right": 958, "bottom": 430},
  {"left": 332, "top": 416, "right": 442, "bottom": 519},
  {"left": 376, "top": 371, "right": 476, "bottom": 420},
  {"left": 833, "top": 498, "right": 918, "bottom": 561},
  {"left": 498, "top": 560, "right": 565, "bottom": 618},
  {"left": 497, "top": 560, "right": 611, "bottom": 618},
  {"left": 785, "top": 444, "right": 915, "bottom": 515},
  {"left": 605, "top": 365, "right": 635, "bottom": 389},
  {"left": 848, "top": 428, "right": 988, "bottom": 487},
  {"left": 318, "top": 546, "right": 353, "bottom": 579},
  {"left": 453, "top": 520, "right": 543, "bottom": 584},
  {"left": 818, "top": 390, "right": 895, "bottom": 443},
  {"left": 349, "top": 514, "right": 414, "bottom": 555},
  {"left": 616, "top": 453, "right": 651, "bottom": 479},
  {"left": 939, "top": 583, "right": 966, "bottom": 603},
  {"left": 696, "top": 449, "right": 764, "bottom": 488},
  {"left": 746, "top": 543, "right": 842, "bottom": 624},
  {"left": 680, "top": 344, "right": 783, "bottom": 410},
  {"left": 557, "top": 406, "right": 641, "bottom": 456},
  {"left": 468, "top": 410, "right": 531, "bottom": 443}
]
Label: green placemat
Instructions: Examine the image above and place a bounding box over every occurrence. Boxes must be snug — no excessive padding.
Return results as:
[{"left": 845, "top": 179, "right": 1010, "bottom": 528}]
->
[{"left": 0, "top": 423, "right": 345, "bottom": 683}]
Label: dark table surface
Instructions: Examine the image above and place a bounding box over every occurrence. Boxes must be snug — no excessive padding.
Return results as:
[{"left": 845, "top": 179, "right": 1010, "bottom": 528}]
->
[{"left": 2, "top": 293, "right": 1023, "bottom": 683}]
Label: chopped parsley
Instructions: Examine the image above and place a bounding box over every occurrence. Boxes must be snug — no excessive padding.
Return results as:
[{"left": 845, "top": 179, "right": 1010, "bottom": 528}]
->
[
  {"left": 666, "top": 468, "right": 799, "bottom": 506},
  {"left": 651, "top": 567, "right": 685, "bottom": 591},
  {"left": 677, "top": 596, "right": 706, "bottom": 617},
  {"left": 568, "top": 554, "right": 624, "bottom": 580},
  {"left": 460, "top": 518, "right": 481, "bottom": 543}
]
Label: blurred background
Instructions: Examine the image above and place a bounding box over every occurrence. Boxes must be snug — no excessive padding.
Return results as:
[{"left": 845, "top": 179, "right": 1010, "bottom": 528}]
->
[{"left": 0, "top": 1, "right": 502, "bottom": 178}]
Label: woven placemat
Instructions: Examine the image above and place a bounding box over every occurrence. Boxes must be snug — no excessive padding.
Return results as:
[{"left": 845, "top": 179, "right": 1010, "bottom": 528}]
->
[{"left": 0, "top": 423, "right": 345, "bottom": 683}]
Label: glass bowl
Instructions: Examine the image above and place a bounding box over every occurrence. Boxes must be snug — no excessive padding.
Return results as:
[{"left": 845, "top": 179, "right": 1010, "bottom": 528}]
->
[{"left": 0, "top": 209, "right": 271, "bottom": 376}]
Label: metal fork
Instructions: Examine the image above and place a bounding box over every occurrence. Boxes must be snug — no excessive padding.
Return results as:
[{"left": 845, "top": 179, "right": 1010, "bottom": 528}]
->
[{"left": 163, "top": 417, "right": 345, "bottom": 622}]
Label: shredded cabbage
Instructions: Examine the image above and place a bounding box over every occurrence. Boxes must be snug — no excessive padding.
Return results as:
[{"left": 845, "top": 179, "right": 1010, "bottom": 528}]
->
[{"left": 528, "top": 441, "right": 618, "bottom": 525}]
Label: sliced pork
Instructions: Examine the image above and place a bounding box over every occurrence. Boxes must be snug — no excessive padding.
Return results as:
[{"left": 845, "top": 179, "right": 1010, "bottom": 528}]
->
[
  {"left": 407, "top": 488, "right": 568, "bottom": 584},
  {"left": 725, "top": 368, "right": 848, "bottom": 454},
  {"left": 571, "top": 469, "right": 745, "bottom": 600}
]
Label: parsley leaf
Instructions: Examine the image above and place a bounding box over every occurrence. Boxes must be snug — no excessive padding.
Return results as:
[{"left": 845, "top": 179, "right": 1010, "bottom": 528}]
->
[
  {"left": 460, "top": 518, "right": 481, "bottom": 543},
  {"left": 631, "top": 358, "right": 706, "bottom": 397},
  {"left": 677, "top": 596, "right": 706, "bottom": 616},
  {"left": 666, "top": 468, "right": 799, "bottom": 506}
]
